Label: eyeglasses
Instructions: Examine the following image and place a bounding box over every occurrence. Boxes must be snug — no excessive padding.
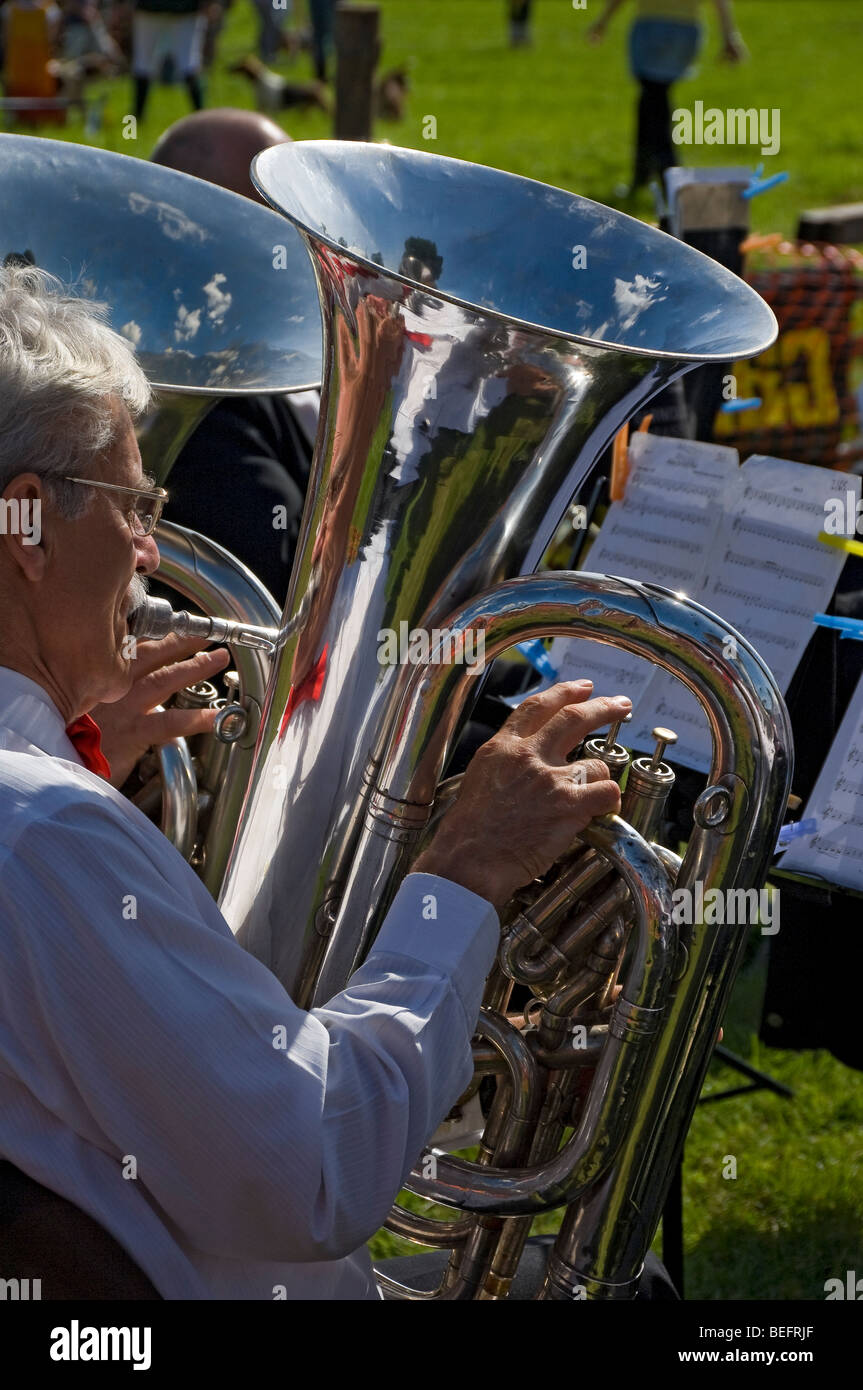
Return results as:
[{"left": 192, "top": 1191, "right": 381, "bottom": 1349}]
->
[{"left": 61, "top": 476, "right": 169, "bottom": 537}]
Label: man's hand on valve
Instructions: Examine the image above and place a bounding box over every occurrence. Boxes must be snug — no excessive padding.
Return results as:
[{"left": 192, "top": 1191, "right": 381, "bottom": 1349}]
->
[
  {"left": 412, "top": 680, "right": 631, "bottom": 911},
  {"left": 91, "top": 634, "right": 231, "bottom": 788}
]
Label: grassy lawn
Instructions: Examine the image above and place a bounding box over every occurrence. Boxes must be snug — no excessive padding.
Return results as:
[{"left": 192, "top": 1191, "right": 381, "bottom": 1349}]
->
[
  {"left": 10, "top": 0, "right": 862, "bottom": 1300},
  {"left": 681, "top": 944, "right": 863, "bottom": 1301},
  {"left": 22, "top": 0, "right": 863, "bottom": 239}
]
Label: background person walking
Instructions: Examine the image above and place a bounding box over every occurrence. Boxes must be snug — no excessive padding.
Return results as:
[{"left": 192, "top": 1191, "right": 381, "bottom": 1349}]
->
[{"left": 588, "top": 0, "right": 747, "bottom": 196}]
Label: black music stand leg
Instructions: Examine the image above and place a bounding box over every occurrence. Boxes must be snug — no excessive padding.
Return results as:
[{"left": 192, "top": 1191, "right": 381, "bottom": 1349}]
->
[
  {"left": 661, "top": 1159, "right": 684, "bottom": 1298},
  {"left": 709, "top": 1045, "right": 794, "bottom": 1100}
]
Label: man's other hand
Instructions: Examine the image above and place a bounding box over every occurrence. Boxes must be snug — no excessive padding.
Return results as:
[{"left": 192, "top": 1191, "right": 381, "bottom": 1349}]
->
[
  {"left": 92, "top": 634, "right": 231, "bottom": 787},
  {"left": 411, "top": 680, "right": 630, "bottom": 911}
]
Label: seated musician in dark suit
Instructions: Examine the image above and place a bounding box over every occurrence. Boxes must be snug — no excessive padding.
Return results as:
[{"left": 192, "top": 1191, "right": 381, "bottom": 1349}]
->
[{"left": 150, "top": 107, "right": 319, "bottom": 605}]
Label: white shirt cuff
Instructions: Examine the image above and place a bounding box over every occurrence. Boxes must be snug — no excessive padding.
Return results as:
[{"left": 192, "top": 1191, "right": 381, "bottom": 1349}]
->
[{"left": 369, "top": 872, "right": 500, "bottom": 1026}]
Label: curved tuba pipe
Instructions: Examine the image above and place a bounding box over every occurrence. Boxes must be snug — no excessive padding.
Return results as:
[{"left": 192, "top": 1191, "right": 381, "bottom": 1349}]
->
[
  {"left": 147, "top": 521, "right": 282, "bottom": 894},
  {"left": 316, "top": 573, "right": 789, "bottom": 998},
  {"left": 349, "top": 571, "right": 790, "bottom": 1297}
]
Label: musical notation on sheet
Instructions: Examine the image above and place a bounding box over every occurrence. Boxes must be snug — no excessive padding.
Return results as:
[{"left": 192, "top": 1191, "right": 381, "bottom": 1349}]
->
[
  {"left": 781, "top": 675, "right": 863, "bottom": 892},
  {"left": 549, "top": 437, "right": 858, "bottom": 774}
]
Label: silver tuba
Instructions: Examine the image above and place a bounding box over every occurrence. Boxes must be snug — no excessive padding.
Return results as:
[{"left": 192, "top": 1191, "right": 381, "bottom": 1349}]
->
[
  {"left": 203, "top": 142, "right": 788, "bottom": 1297},
  {"left": 0, "top": 132, "right": 322, "bottom": 480},
  {"left": 217, "top": 139, "right": 783, "bottom": 989}
]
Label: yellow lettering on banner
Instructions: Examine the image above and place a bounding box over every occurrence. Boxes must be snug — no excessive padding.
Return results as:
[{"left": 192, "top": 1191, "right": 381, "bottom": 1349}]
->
[
  {"left": 781, "top": 327, "right": 840, "bottom": 428},
  {"left": 713, "top": 327, "right": 841, "bottom": 436},
  {"left": 754, "top": 350, "right": 789, "bottom": 429}
]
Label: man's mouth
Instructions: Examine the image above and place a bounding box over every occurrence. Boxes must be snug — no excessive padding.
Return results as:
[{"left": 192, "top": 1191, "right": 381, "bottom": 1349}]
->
[{"left": 122, "top": 575, "right": 149, "bottom": 636}]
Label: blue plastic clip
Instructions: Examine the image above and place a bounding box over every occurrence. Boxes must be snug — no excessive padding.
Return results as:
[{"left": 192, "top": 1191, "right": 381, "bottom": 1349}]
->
[
  {"left": 517, "top": 640, "right": 559, "bottom": 683},
  {"left": 813, "top": 613, "right": 863, "bottom": 641},
  {"left": 776, "top": 818, "right": 817, "bottom": 852},
  {"left": 742, "top": 170, "right": 789, "bottom": 200}
]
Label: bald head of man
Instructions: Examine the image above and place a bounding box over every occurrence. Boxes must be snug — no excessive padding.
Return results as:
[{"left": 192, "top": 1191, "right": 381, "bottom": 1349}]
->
[{"left": 150, "top": 108, "right": 291, "bottom": 203}]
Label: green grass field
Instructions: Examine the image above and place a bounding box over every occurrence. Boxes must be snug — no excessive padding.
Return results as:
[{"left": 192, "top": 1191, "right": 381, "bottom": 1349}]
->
[
  {"left": 11, "top": 0, "right": 863, "bottom": 1300},
  {"left": 22, "top": 0, "right": 863, "bottom": 239}
]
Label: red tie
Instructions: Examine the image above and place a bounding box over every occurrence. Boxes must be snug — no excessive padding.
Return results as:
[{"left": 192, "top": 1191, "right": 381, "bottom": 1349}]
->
[{"left": 65, "top": 714, "right": 112, "bottom": 780}]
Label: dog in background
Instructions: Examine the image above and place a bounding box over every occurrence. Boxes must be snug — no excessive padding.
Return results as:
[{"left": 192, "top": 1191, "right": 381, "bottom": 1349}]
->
[
  {"left": 375, "top": 66, "right": 408, "bottom": 121},
  {"left": 228, "top": 56, "right": 330, "bottom": 113},
  {"left": 230, "top": 56, "right": 409, "bottom": 121}
]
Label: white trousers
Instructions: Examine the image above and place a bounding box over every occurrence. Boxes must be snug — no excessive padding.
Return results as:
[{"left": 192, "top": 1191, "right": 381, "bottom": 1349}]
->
[{"left": 132, "top": 13, "right": 205, "bottom": 78}]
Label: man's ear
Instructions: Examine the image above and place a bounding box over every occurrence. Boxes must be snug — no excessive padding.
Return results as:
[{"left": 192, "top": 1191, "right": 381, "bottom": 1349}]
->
[{"left": 0, "top": 474, "right": 49, "bottom": 581}]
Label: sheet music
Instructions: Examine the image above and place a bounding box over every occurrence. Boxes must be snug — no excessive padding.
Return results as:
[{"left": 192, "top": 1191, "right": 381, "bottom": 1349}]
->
[
  {"left": 577, "top": 430, "right": 738, "bottom": 595},
  {"left": 700, "top": 455, "right": 856, "bottom": 696},
  {"left": 550, "top": 434, "right": 739, "bottom": 716},
  {"left": 549, "top": 440, "right": 858, "bottom": 774},
  {"left": 780, "top": 674, "right": 863, "bottom": 892}
]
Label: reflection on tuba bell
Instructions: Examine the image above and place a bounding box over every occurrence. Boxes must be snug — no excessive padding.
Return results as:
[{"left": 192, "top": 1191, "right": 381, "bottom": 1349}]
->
[{"left": 0, "top": 132, "right": 323, "bottom": 479}]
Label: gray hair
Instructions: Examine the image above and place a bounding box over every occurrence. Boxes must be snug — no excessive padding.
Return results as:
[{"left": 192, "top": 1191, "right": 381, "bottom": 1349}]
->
[{"left": 0, "top": 262, "right": 152, "bottom": 518}]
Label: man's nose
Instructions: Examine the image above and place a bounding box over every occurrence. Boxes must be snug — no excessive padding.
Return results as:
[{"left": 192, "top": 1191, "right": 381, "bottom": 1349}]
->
[{"left": 135, "top": 532, "right": 160, "bottom": 575}]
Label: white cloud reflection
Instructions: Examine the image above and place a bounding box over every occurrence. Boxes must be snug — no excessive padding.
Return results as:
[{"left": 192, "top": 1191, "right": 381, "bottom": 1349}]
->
[
  {"left": 612, "top": 274, "right": 666, "bottom": 333},
  {"left": 203, "top": 272, "right": 231, "bottom": 324},
  {"left": 174, "top": 304, "right": 202, "bottom": 342},
  {"left": 127, "top": 193, "right": 209, "bottom": 245}
]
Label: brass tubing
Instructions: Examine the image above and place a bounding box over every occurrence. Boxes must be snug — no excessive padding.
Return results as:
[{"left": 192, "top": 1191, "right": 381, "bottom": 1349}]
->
[
  {"left": 499, "top": 851, "right": 612, "bottom": 984},
  {"left": 383, "top": 1205, "right": 473, "bottom": 1248},
  {"left": 485, "top": 1063, "right": 583, "bottom": 1298},
  {"left": 539, "top": 917, "right": 626, "bottom": 1050},
  {"left": 438, "top": 1010, "right": 545, "bottom": 1298},
  {"left": 404, "top": 817, "right": 676, "bottom": 1215},
  {"left": 553, "top": 880, "right": 629, "bottom": 963}
]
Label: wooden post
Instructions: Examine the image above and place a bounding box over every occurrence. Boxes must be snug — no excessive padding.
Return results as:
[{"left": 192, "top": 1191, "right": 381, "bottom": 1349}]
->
[
  {"left": 667, "top": 176, "right": 752, "bottom": 441},
  {"left": 334, "top": 3, "right": 380, "bottom": 142}
]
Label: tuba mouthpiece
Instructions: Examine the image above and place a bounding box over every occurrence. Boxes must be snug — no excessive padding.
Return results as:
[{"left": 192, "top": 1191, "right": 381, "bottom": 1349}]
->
[{"left": 129, "top": 597, "right": 279, "bottom": 653}]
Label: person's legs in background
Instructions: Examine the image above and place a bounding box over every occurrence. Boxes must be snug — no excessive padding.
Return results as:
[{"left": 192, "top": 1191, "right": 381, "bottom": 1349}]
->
[
  {"left": 634, "top": 77, "right": 675, "bottom": 188},
  {"left": 131, "top": 11, "right": 161, "bottom": 121},
  {"left": 132, "top": 13, "right": 205, "bottom": 119},
  {"left": 308, "top": 0, "right": 336, "bottom": 81},
  {"left": 508, "top": 0, "right": 533, "bottom": 47},
  {"left": 251, "top": 0, "right": 286, "bottom": 65},
  {"left": 627, "top": 17, "right": 702, "bottom": 192},
  {"left": 178, "top": 13, "right": 206, "bottom": 111},
  {"left": 184, "top": 71, "right": 203, "bottom": 110}
]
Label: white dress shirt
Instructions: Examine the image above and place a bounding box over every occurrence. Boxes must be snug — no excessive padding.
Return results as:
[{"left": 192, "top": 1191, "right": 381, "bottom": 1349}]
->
[{"left": 0, "top": 666, "right": 499, "bottom": 1299}]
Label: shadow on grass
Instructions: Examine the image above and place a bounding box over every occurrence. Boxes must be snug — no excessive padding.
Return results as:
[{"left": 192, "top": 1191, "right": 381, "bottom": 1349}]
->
[{"left": 685, "top": 1203, "right": 862, "bottom": 1301}]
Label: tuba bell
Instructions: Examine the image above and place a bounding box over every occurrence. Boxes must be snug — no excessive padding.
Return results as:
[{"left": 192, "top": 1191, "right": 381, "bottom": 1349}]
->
[
  {"left": 0, "top": 132, "right": 323, "bottom": 885},
  {"left": 0, "top": 132, "right": 322, "bottom": 480}
]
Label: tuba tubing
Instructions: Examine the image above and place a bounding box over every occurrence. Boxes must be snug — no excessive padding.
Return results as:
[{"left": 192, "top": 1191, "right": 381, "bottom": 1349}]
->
[
  {"left": 149, "top": 521, "right": 281, "bottom": 892},
  {"left": 349, "top": 570, "right": 791, "bottom": 1294}
]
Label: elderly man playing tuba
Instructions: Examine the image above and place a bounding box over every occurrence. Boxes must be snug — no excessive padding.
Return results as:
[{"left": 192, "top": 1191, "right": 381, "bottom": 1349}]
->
[{"left": 0, "top": 264, "right": 630, "bottom": 1300}]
